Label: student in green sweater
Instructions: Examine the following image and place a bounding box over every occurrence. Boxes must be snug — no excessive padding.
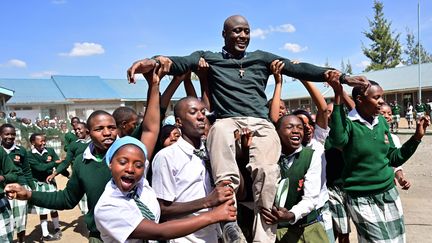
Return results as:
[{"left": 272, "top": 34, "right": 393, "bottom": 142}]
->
[
  {"left": 1, "top": 124, "right": 34, "bottom": 243},
  {"left": 63, "top": 117, "right": 80, "bottom": 153},
  {"left": 27, "top": 133, "right": 62, "bottom": 241},
  {"left": 5, "top": 66, "right": 161, "bottom": 243},
  {"left": 0, "top": 145, "right": 20, "bottom": 242},
  {"left": 328, "top": 80, "right": 430, "bottom": 242}
]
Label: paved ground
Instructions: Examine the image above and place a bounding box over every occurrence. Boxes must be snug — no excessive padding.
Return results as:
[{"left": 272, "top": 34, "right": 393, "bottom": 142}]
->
[{"left": 19, "top": 122, "right": 432, "bottom": 242}]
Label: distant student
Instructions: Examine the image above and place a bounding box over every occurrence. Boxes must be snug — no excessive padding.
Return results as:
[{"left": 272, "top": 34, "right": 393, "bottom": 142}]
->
[
  {"left": 63, "top": 117, "right": 80, "bottom": 152},
  {"left": 27, "top": 133, "right": 62, "bottom": 241},
  {"left": 1, "top": 124, "right": 34, "bottom": 243},
  {"left": 390, "top": 100, "right": 401, "bottom": 132},
  {"left": 405, "top": 102, "right": 414, "bottom": 129},
  {"left": 329, "top": 80, "right": 430, "bottom": 242},
  {"left": 380, "top": 104, "right": 412, "bottom": 190}
]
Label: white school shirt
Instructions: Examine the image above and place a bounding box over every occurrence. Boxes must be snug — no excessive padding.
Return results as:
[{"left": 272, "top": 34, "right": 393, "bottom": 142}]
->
[
  {"left": 306, "top": 125, "right": 330, "bottom": 209},
  {"left": 284, "top": 146, "right": 322, "bottom": 224},
  {"left": 152, "top": 137, "right": 217, "bottom": 243},
  {"left": 94, "top": 177, "right": 160, "bottom": 243}
]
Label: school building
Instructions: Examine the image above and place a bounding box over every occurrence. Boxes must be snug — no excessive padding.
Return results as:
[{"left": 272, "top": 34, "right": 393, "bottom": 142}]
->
[
  {"left": 0, "top": 75, "right": 192, "bottom": 121},
  {"left": 1, "top": 62, "right": 431, "bottom": 121},
  {"left": 265, "top": 62, "right": 432, "bottom": 115}
]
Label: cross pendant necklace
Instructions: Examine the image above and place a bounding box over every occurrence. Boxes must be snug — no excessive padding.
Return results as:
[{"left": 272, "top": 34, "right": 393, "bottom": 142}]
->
[
  {"left": 239, "top": 68, "right": 245, "bottom": 78},
  {"left": 233, "top": 59, "right": 245, "bottom": 78}
]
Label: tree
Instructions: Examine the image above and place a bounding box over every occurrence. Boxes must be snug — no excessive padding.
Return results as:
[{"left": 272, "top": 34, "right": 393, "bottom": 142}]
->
[
  {"left": 403, "top": 28, "right": 432, "bottom": 65},
  {"left": 362, "top": 0, "right": 402, "bottom": 71},
  {"left": 340, "top": 59, "right": 345, "bottom": 73},
  {"left": 346, "top": 59, "right": 353, "bottom": 74}
]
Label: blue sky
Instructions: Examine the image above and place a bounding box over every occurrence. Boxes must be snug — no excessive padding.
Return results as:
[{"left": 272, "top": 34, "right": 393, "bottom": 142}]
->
[{"left": 1, "top": 0, "right": 431, "bottom": 79}]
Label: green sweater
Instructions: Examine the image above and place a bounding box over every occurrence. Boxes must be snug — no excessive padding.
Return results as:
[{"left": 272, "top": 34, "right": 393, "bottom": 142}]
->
[
  {"left": 0, "top": 147, "right": 20, "bottom": 197},
  {"left": 27, "top": 147, "right": 59, "bottom": 183},
  {"left": 56, "top": 139, "right": 90, "bottom": 174},
  {"left": 3, "top": 145, "right": 34, "bottom": 188},
  {"left": 168, "top": 50, "right": 329, "bottom": 119},
  {"left": 30, "top": 146, "right": 111, "bottom": 237},
  {"left": 63, "top": 131, "right": 78, "bottom": 152},
  {"left": 329, "top": 104, "right": 420, "bottom": 196}
]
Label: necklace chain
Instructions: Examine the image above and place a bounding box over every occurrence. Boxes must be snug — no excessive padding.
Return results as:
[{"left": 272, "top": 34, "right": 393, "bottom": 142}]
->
[{"left": 232, "top": 59, "right": 245, "bottom": 78}]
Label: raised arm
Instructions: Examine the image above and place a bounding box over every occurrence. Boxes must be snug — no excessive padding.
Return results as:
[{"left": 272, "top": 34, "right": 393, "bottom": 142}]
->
[
  {"left": 140, "top": 65, "right": 162, "bottom": 160},
  {"left": 300, "top": 80, "right": 328, "bottom": 129},
  {"left": 328, "top": 79, "right": 350, "bottom": 148},
  {"left": 269, "top": 60, "right": 285, "bottom": 123},
  {"left": 196, "top": 57, "right": 211, "bottom": 110},
  {"left": 183, "top": 71, "right": 198, "bottom": 98},
  {"left": 160, "top": 74, "right": 185, "bottom": 113}
]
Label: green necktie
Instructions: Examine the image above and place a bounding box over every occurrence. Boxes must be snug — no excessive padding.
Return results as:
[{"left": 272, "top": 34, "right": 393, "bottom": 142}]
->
[{"left": 127, "top": 187, "right": 155, "bottom": 221}]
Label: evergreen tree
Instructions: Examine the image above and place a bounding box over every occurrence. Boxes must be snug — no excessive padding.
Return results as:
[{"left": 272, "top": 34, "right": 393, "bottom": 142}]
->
[
  {"left": 362, "top": 0, "right": 402, "bottom": 71},
  {"left": 403, "top": 28, "right": 432, "bottom": 65},
  {"left": 341, "top": 59, "right": 346, "bottom": 73},
  {"left": 346, "top": 59, "right": 353, "bottom": 74}
]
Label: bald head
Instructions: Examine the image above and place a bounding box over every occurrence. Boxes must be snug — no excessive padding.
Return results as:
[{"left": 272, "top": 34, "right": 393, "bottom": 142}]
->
[{"left": 223, "top": 15, "right": 248, "bottom": 31}]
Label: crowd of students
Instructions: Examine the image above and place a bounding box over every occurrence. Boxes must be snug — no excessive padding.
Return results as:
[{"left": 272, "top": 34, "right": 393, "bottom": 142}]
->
[{"left": 1, "top": 14, "right": 430, "bottom": 243}]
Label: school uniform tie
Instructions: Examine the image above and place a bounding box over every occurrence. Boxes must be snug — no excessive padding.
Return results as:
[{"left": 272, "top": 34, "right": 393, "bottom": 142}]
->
[
  {"left": 193, "top": 147, "right": 215, "bottom": 186},
  {"left": 275, "top": 153, "right": 295, "bottom": 208},
  {"left": 127, "top": 188, "right": 155, "bottom": 221}
]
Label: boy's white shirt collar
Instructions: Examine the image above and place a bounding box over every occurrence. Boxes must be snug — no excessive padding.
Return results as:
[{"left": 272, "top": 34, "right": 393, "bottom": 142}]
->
[
  {"left": 2, "top": 143, "right": 18, "bottom": 154},
  {"left": 32, "top": 147, "right": 48, "bottom": 155},
  {"left": 348, "top": 108, "right": 379, "bottom": 130},
  {"left": 176, "top": 137, "right": 206, "bottom": 157},
  {"left": 83, "top": 143, "right": 99, "bottom": 161}
]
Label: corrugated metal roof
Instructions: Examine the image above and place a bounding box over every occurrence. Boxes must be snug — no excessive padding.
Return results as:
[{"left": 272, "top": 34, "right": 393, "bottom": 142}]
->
[
  {"left": 265, "top": 62, "right": 432, "bottom": 100},
  {"left": 103, "top": 77, "right": 202, "bottom": 101},
  {"left": 52, "top": 75, "right": 120, "bottom": 100},
  {"left": 0, "top": 79, "right": 70, "bottom": 105}
]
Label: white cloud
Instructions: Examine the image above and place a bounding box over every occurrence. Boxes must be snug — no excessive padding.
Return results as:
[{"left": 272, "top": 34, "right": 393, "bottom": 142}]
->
[
  {"left": 60, "top": 42, "right": 105, "bottom": 57},
  {"left": 251, "top": 23, "right": 296, "bottom": 39},
  {"left": 0, "top": 59, "right": 27, "bottom": 68},
  {"left": 281, "top": 43, "right": 308, "bottom": 53},
  {"left": 270, "top": 24, "right": 296, "bottom": 33},
  {"left": 356, "top": 60, "right": 371, "bottom": 69},
  {"left": 30, "top": 71, "right": 58, "bottom": 78},
  {"left": 250, "top": 28, "right": 268, "bottom": 39}
]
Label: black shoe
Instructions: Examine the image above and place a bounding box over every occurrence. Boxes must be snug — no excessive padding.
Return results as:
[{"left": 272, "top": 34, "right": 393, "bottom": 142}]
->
[
  {"left": 222, "top": 222, "right": 247, "bottom": 243},
  {"left": 54, "top": 228, "right": 62, "bottom": 238},
  {"left": 40, "top": 233, "right": 60, "bottom": 242}
]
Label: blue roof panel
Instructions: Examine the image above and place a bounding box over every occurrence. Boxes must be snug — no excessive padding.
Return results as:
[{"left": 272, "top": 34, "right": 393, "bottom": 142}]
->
[
  {"left": 52, "top": 75, "right": 119, "bottom": 99},
  {"left": 0, "top": 79, "right": 68, "bottom": 104}
]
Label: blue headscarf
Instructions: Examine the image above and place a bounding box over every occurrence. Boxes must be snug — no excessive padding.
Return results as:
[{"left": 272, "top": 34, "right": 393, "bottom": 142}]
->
[{"left": 105, "top": 136, "right": 148, "bottom": 165}]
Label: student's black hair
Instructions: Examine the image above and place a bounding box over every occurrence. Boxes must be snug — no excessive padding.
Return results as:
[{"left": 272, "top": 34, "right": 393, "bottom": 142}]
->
[
  {"left": 275, "top": 114, "right": 302, "bottom": 130},
  {"left": 70, "top": 116, "right": 80, "bottom": 123},
  {"left": 30, "top": 133, "right": 45, "bottom": 143},
  {"left": 0, "top": 123, "right": 15, "bottom": 134},
  {"left": 86, "top": 110, "right": 112, "bottom": 129},
  {"left": 292, "top": 109, "right": 315, "bottom": 126},
  {"left": 174, "top": 96, "right": 199, "bottom": 118},
  {"left": 75, "top": 121, "right": 89, "bottom": 130},
  {"left": 352, "top": 80, "right": 380, "bottom": 105},
  {"left": 158, "top": 125, "right": 178, "bottom": 145},
  {"left": 112, "top": 107, "right": 137, "bottom": 126}
]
